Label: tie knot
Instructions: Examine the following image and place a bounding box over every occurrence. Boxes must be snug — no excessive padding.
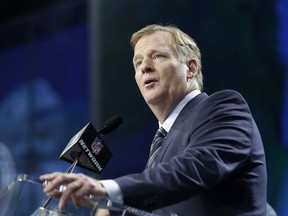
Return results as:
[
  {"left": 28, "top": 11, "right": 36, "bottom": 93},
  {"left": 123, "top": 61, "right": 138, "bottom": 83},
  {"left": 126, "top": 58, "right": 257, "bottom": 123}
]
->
[{"left": 156, "top": 127, "right": 167, "bottom": 139}]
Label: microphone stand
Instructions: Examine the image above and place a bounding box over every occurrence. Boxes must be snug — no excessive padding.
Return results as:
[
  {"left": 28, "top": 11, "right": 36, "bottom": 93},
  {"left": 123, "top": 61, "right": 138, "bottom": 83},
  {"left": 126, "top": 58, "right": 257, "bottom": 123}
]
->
[{"left": 40, "top": 152, "right": 82, "bottom": 210}]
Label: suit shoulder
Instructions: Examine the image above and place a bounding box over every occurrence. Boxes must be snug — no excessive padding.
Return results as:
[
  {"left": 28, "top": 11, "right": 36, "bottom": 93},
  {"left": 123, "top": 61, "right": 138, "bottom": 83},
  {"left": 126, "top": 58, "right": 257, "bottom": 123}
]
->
[
  {"left": 209, "top": 89, "right": 245, "bottom": 100},
  {"left": 198, "top": 89, "right": 251, "bottom": 115},
  {"left": 204, "top": 89, "right": 248, "bottom": 105}
]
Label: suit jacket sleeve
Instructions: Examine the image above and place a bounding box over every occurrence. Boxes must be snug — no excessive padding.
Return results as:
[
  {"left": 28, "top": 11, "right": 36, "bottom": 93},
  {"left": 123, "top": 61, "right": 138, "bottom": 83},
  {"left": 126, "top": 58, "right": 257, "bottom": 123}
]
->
[{"left": 114, "top": 90, "right": 260, "bottom": 211}]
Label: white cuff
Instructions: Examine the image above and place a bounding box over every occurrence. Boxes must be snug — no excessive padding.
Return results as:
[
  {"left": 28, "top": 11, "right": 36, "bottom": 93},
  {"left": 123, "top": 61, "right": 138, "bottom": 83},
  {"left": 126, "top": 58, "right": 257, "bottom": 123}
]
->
[{"left": 100, "top": 179, "right": 123, "bottom": 204}]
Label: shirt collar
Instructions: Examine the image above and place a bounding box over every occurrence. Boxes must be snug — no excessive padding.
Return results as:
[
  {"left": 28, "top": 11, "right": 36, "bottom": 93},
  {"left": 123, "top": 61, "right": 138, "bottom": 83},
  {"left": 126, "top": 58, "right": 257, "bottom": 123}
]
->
[{"left": 159, "top": 89, "right": 201, "bottom": 132}]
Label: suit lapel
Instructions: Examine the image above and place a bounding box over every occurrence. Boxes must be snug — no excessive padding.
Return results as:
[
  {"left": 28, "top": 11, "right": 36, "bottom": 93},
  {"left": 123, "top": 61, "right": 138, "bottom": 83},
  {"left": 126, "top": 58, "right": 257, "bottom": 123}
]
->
[{"left": 157, "top": 92, "right": 208, "bottom": 163}]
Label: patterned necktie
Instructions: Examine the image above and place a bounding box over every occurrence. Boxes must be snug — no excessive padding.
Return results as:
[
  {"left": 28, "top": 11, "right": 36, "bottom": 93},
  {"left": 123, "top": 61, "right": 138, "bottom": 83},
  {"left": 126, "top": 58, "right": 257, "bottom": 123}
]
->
[{"left": 146, "top": 127, "right": 167, "bottom": 168}]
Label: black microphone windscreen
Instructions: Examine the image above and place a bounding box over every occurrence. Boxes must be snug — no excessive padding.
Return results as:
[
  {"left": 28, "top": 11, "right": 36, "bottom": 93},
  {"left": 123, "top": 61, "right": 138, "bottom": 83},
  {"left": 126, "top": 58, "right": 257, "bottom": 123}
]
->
[{"left": 99, "top": 115, "right": 123, "bottom": 134}]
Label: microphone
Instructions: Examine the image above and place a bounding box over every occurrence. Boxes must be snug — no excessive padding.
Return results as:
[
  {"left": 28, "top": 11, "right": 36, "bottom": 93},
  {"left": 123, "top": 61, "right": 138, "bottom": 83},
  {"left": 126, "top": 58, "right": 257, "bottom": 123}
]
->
[
  {"left": 59, "top": 115, "right": 123, "bottom": 174},
  {"left": 98, "top": 114, "right": 123, "bottom": 135}
]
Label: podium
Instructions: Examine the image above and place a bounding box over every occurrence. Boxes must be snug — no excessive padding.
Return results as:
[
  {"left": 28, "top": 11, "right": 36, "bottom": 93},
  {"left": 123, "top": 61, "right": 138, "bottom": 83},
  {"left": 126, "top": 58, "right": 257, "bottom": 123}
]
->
[{"left": 0, "top": 174, "right": 158, "bottom": 216}]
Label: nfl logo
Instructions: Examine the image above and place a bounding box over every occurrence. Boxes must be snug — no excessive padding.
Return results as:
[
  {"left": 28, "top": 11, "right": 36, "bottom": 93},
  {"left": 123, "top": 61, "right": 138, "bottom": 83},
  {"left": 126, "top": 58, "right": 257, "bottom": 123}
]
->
[{"left": 91, "top": 137, "right": 103, "bottom": 155}]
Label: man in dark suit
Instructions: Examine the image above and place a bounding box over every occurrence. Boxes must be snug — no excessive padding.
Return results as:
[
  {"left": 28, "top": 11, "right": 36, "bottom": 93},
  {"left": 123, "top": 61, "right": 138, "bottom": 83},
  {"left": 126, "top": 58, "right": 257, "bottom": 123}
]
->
[{"left": 41, "top": 24, "right": 267, "bottom": 216}]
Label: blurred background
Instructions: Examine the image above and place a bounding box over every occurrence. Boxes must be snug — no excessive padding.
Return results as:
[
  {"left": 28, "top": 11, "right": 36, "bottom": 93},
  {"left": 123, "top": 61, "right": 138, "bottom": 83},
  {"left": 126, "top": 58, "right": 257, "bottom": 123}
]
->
[{"left": 0, "top": 0, "right": 287, "bottom": 215}]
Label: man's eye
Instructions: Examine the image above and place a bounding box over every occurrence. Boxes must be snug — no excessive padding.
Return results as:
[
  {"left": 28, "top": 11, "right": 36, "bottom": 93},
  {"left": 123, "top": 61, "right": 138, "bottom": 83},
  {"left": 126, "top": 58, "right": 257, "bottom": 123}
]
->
[
  {"left": 153, "top": 54, "right": 163, "bottom": 60},
  {"left": 135, "top": 60, "right": 142, "bottom": 68}
]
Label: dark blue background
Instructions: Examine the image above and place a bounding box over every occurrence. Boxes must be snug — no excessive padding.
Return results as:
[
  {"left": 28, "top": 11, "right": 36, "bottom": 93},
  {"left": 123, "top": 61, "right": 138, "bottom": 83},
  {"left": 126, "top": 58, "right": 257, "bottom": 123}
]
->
[{"left": 0, "top": 0, "right": 287, "bottom": 215}]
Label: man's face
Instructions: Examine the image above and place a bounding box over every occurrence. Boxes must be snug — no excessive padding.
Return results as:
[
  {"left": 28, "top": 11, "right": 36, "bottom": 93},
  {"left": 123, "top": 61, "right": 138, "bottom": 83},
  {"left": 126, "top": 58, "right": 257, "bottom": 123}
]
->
[{"left": 133, "top": 31, "right": 191, "bottom": 107}]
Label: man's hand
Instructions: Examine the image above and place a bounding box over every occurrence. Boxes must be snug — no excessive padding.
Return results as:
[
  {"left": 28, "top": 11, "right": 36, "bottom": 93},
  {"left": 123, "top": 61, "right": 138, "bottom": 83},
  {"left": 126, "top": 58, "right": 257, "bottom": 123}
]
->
[{"left": 40, "top": 172, "right": 108, "bottom": 211}]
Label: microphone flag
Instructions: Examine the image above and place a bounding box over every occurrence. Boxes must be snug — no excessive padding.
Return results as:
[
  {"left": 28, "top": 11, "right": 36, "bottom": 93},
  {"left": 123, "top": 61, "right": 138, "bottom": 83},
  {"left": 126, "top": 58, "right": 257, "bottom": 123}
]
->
[{"left": 59, "top": 122, "right": 112, "bottom": 174}]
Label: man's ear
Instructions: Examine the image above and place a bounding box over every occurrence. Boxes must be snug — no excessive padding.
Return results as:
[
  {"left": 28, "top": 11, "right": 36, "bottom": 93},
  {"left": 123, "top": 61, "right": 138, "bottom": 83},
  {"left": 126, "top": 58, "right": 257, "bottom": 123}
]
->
[{"left": 186, "top": 59, "right": 198, "bottom": 79}]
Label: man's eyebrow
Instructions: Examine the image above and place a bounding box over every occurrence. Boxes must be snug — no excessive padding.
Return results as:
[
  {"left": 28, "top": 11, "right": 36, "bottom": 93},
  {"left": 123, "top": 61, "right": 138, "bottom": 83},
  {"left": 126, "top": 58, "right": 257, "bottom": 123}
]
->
[{"left": 133, "top": 54, "right": 142, "bottom": 62}]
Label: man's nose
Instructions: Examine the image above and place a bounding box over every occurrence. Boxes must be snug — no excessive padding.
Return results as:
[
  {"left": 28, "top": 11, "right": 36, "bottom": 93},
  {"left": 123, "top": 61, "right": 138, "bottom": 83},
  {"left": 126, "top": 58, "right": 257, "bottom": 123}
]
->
[{"left": 140, "top": 59, "right": 154, "bottom": 73}]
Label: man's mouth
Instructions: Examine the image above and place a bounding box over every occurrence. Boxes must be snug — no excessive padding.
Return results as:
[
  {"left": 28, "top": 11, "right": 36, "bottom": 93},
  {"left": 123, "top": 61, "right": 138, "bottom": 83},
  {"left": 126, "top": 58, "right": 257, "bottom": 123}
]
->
[{"left": 144, "top": 78, "right": 157, "bottom": 87}]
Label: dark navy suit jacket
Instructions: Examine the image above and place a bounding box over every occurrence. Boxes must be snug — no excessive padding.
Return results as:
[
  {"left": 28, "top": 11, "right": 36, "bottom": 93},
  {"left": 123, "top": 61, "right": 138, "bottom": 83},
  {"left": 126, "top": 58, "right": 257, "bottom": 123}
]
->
[{"left": 115, "top": 90, "right": 267, "bottom": 216}]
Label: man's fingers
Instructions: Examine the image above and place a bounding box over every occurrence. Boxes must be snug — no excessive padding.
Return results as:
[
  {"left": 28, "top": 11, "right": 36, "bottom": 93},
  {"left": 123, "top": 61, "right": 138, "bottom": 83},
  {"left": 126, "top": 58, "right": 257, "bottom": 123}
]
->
[
  {"left": 40, "top": 173, "right": 107, "bottom": 210},
  {"left": 58, "top": 180, "right": 83, "bottom": 210}
]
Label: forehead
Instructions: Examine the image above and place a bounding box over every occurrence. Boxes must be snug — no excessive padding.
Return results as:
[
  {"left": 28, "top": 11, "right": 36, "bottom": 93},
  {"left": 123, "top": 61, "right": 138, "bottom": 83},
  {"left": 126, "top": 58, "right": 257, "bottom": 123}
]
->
[{"left": 133, "top": 31, "right": 175, "bottom": 56}]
